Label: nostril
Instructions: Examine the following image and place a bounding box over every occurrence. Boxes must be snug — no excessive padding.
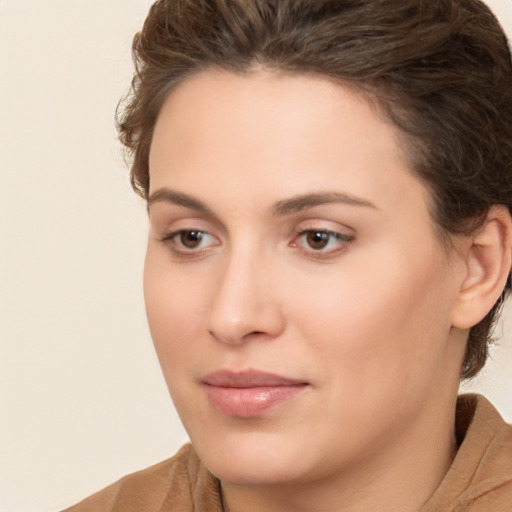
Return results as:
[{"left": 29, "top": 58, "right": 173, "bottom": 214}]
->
[{"left": 242, "top": 330, "right": 276, "bottom": 342}]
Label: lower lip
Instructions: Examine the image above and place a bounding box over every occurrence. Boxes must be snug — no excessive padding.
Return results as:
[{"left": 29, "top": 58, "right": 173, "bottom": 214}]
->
[{"left": 205, "top": 385, "right": 308, "bottom": 417}]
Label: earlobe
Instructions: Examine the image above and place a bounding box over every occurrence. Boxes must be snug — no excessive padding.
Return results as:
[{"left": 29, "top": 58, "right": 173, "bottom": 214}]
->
[{"left": 452, "top": 205, "right": 512, "bottom": 330}]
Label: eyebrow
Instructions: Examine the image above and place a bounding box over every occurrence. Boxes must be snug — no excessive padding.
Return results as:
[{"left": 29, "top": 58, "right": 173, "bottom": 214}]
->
[
  {"left": 147, "top": 188, "right": 213, "bottom": 214},
  {"left": 272, "top": 191, "right": 377, "bottom": 216},
  {"left": 147, "top": 188, "right": 377, "bottom": 216}
]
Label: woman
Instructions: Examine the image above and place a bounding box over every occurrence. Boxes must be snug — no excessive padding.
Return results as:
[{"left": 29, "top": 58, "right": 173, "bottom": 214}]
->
[{"left": 64, "top": 0, "right": 512, "bottom": 510}]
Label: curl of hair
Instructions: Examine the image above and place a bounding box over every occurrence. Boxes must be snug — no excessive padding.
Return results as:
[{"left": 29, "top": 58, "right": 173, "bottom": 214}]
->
[{"left": 117, "top": 0, "right": 512, "bottom": 379}]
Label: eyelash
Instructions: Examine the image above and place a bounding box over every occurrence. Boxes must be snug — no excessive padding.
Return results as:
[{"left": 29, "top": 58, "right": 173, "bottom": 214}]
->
[{"left": 158, "top": 227, "right": 354, "bottom": 259}]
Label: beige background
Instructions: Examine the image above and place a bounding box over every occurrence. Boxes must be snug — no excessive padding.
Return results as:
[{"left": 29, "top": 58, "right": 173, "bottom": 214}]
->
[{"left": 1, "top": 1, "right": 511, "bottom": 511}]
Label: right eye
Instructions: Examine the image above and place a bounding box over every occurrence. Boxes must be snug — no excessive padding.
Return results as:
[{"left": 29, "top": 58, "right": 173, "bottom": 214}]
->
[{"left": 160, "top": 229, "right": 219, "bottom": 255}]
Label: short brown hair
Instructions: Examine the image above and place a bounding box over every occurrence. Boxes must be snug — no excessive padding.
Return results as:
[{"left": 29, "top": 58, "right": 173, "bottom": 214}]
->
[{"left": 117, "top": 0, "right": 512, "bottom": 379}]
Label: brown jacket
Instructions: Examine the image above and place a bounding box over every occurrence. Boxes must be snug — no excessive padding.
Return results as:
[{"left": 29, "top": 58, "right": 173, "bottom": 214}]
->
[{"left": 63, "top": 394, "right": 512, "bottom": 512}]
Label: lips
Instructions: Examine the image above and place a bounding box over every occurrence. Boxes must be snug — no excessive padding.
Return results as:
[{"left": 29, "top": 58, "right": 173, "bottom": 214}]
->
[{"left": 202, "top": 370, "right": 309, "bottom": 418}]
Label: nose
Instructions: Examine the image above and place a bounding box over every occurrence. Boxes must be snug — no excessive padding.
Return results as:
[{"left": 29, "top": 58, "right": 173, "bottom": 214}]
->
[{"left": 206, "top": 248, "right": 285, "bottom": 345}]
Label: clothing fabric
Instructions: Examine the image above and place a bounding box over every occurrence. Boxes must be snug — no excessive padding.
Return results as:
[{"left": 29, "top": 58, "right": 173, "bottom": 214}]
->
[
  {"left": 62, "top": 394, "right": 511, "bottom": 512},
  {"left": 420, "top": 394, "right": 512, "bottom": 512}
]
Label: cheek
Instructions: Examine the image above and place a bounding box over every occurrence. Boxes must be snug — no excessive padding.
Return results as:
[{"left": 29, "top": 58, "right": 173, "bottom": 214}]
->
[
  {"left": 288, "top": 248, "right": 453, "bottom": 392},
  {"left": 143, "top": 258, "right": 213, "bottom": 432},
  {"left": 143, "top": 249, "right": 206, "bottom": 370}
]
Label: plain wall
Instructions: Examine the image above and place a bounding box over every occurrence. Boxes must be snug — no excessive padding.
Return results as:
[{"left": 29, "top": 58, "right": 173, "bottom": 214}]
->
[{"left": 1, "top": 1, "right": 511, "bottom": 511}]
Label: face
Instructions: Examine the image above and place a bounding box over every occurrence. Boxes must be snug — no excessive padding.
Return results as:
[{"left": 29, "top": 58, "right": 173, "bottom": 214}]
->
[{"left": 145, "top": 69, "right": 466, "bottom": 487}]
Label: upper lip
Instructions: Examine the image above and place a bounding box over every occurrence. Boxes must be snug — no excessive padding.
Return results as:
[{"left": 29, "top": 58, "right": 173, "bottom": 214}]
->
[{"left": 202, "top": 369, "right": 308, "bottom": 388}]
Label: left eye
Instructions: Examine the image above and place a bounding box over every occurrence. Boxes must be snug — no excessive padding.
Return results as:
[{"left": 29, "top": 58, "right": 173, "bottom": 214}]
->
[{"left": 294, "top": 230, "right": 353, "bottom": 251}]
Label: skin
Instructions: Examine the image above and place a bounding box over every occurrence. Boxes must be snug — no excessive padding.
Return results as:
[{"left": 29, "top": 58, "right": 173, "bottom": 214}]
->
[{"left": 144, "top": 69, "right": 508, "bottom": 512}]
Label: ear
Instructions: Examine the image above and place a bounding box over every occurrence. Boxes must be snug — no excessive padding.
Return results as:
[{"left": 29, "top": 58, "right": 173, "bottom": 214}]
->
[{"left": 451, "top": 205, "right": 512, "bottom": 330}]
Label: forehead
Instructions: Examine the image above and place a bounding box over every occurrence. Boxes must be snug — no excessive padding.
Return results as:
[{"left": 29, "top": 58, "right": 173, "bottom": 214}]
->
[
  {"left": 149, "top": 69, "right": 432, "bottom": 224},
  {"left": 151, "top": 69, "right": 395, "bottom": 164}
]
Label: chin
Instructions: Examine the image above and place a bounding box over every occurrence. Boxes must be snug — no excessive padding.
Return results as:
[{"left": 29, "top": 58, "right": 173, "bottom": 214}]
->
[
  {"left": 207, "top": 455, "right": 305, "bottom": 487},
  {"left": 191, "top": 429, "right": 311, "bottom": 486}
]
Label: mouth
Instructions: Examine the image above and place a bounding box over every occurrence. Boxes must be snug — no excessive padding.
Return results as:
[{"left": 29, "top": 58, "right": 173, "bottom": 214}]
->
[{"left": 202, "top": 369, "right": 310, "bottom": 418}]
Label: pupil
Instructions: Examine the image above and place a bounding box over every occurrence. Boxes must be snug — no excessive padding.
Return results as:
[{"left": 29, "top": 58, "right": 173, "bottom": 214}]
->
[
  {"left": 181, "top": 231, "right": 203, "bottom": 248},
  {"left": 307, "top": 231, "right": 329, "bottom": 249}
]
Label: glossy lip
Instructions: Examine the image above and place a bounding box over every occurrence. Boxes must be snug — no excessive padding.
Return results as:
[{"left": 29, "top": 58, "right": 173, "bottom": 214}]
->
[{"left": 202, "top": 369, "right": 310, "bottom": 418}]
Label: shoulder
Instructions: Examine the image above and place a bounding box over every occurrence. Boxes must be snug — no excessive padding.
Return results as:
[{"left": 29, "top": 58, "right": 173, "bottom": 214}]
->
[
  {"left": 457, "top": 395, "right": 512, "bottom": 511},
  {"left": 61, "top": 444, "right": 223, "bottom": 512},
  {"left": 422, "top": 394, "right": 512, "bottom": 512},
  {"left": 462, "top": 480, "right": 512, "bottom": 512},
  {"left": 456, "top": 396, "right": 512, "bottom": 511}
]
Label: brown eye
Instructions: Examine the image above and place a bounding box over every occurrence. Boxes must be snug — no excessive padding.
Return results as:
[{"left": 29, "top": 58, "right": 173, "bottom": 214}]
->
[
  {"left": 180, "top": 230, "right": 205, "bottom": 248},
  {"left": 305, "top": 231, "right": 331, "bottom": 250},
  {"left": 159, "top": 229, "right": 219, "bottom": 257},
  {"left": 293, "top": 229, "right": 354, "bottom": 255}
]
